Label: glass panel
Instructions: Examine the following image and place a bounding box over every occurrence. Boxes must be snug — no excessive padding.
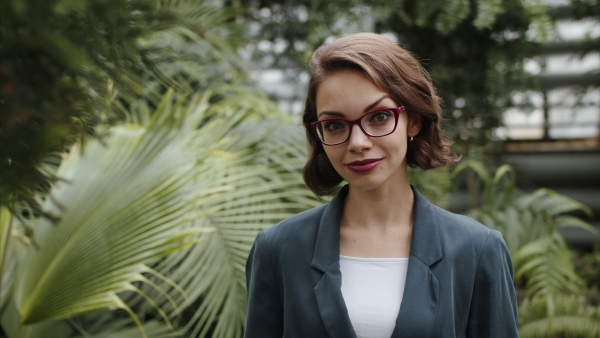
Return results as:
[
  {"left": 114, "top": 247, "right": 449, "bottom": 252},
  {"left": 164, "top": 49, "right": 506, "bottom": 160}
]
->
[
  {"left": 316, "top": 120, "right": 350, "bottom": 144},
  {"left": 362, "top": 109, "right": 397, "bottom": 136}
]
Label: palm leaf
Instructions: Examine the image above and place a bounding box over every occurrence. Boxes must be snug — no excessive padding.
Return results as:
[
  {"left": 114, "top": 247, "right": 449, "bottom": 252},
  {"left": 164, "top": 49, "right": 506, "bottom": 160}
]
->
[
  {"left": 519, "top": 294, "right": 600, "bottom": 338},
  {"left": 519, "top": 188, "right": 593, "bottom": 218},
  {"left": 452, "top": 160, "right": 494, "bottom": 209},
  {"left": 78, "top": 97, "right": 319, "bottom": 337},
  {"left": 82, "top": 318, "right": 187, "bottom": 338},
  {"left": 514, "top": 233, "right": 585, "bottom": 298},
  {"left": 12, "top": 91, "right": 231, "bottom": 327},
  {"left": 1, "top": 288, "right": 73, "bottom": 338},
  {"left": 121, "top": 120, "right": 321, "bottom": 338}
]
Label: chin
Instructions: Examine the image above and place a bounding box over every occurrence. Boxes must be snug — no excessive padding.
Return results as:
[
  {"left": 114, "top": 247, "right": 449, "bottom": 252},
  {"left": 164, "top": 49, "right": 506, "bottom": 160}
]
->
[{"left": 346, "top": 177, "right": 387, "bottom": 192}]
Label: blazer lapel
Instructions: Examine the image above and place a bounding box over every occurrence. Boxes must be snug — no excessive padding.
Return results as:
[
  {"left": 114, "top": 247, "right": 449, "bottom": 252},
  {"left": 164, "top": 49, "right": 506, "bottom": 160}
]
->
[
  {"left": 392, "top": 187, "right": 442, "bottom": 338},
  {"left": 311, "top": 186, "right": 357, "bottom": 338},
  {"left": 311, "top": 186, "right": 440, "bottom": 338}
]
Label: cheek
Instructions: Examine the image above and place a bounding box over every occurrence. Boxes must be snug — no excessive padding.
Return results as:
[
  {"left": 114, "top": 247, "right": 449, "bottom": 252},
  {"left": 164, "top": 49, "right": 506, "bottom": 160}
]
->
[
  {"left": 384, "top": 136, "right": 408, "bottom": 156},
  {"left": 323, "top": 147, "right": 339, "bottom": 162},
  {"left": 322, "top": 147, "right": 346, "bottom": 171}
]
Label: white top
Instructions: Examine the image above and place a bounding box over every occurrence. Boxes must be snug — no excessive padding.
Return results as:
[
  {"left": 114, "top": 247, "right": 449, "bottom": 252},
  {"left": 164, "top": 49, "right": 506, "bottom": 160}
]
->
[{"left": 339, "top": 255, "right": 409, "bottom": 338}]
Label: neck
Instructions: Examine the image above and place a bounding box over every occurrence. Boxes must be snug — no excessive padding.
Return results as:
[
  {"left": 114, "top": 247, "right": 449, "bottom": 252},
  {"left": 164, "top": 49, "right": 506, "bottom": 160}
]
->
[{"left": 342, "top": 179, "right": 415, "bottom": 231}]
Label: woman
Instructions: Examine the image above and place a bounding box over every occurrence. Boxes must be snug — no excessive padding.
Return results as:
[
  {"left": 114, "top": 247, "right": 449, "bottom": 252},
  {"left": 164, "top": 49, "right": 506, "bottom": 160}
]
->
[{"left": 245, "top": 33, "right": 518, "bottom": 338}]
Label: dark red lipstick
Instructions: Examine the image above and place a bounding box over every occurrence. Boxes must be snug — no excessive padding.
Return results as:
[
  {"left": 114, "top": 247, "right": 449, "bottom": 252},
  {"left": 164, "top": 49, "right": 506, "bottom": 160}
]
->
[{"left": 345, "top": 158, "right": 382, "bottom": 173}]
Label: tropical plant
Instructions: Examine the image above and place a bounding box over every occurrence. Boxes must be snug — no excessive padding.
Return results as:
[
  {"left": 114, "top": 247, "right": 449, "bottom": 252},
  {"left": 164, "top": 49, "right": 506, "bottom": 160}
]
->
[
  {"left": 453, "top": 160, "right": 599, "bottom": 337},
  {"left": 519, "top": 294, "right": 600, "bottom": 338},
  {"left": 244, "top": 0, "right": 552, "bottom": 152},
  {"left": 454, "top": 161, "right": 595, "bottom": 252},
  {"left": 1, "top": 0, "right": 330, "bottom": 335},
  {"left": 0, "top": 88, "right": 321, "bottom": 337},
  {"left": 574, "top": 242, "right": 600, "bottom": 292},
  {"left": 408, "top": 167, "right": 452, "bottom": 208},
  {"left": 0, "top": 0, "right": 246, "bottom": 213}
]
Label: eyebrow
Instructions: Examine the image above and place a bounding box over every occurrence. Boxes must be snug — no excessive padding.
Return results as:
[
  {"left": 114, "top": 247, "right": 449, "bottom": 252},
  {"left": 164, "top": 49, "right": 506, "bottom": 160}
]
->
[
  {"left": 364, "top": 95, "right": 390, "bottom": 113},
  {"left": 318, "top": 95, "right": 391, "bottom": 119}
]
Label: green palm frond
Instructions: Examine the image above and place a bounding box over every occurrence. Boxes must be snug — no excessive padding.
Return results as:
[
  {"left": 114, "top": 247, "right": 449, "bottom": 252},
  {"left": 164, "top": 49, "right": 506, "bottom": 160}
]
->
[
  {"left": 11, "top": 90, "right": 320, "bottom": 337},
  {"left": 7, "top": 91, "right": 241, "bottom": 331},
  {"left": 2, "top": 82, "right": 318, "bottom": 337},
  {"left": 453, "top": 160, "right": 517, "bottom": 211},
  {"left": 453, "top": 160, "right": 495, "bottom": 209},
  {"left": 519, "top": 294, "right": 600, "bottom": 338},
  {"left": 121, "top": 120, "right": 320, "bottom": 338},
  {"left": 514, "top": 233, "right": 586, "bottom": 297},
  {"left": 514, "top": 189, "right": 597, "bottom": 243},
  {"left": 82, "top": 318, "right": 187, "bottom": 338},
  {"left": 1, "top": 0, "right": 251, "bottom": 213},
  {"left": 518, "top": 188, "right": 594, "bottom": 220},
  {"left": 457, "top": 162, "right": 597, "bottom": 312},
  {"left": 136, "top": 0, "right": 249, "bottom": 94},
  {"left": 475, "top": 189, "right": 597, "bottom": 256},
  {"left": 0, "top": 295, "right": 74, "bottom": 338},
  {"left": 206, "top": 85, "right": 284, "bottom": 121},
  {"left": 458, "top": 162, "right": 597, "bottom": 251}
]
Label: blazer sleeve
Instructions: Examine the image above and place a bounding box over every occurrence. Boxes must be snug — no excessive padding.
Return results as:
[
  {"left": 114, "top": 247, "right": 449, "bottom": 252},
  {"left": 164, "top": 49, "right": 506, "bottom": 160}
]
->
[
  {"left": 244, "top": 231, "right": 284, "bottom": 338},
  {"left": 467, "top": 230, "right": 519, "bottom": 337}
]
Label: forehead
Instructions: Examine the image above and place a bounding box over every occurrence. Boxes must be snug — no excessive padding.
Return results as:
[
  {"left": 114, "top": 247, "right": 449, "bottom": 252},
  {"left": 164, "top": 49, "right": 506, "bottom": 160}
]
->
[{"left": 316, "top": 71, "right": 393, "bottom": 115}]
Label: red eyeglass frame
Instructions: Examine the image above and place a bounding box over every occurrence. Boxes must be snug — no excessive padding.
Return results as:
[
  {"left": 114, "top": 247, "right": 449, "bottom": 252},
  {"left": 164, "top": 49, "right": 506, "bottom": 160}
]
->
[{"left": 309, "top": 106, "right": 406, "bottom": 146}]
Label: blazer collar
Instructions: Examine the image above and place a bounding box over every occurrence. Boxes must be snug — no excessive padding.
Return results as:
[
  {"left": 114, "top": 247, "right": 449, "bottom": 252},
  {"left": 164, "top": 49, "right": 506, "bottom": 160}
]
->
[
  {"left": 311, "top": 185, "right": 347, "bottom": 273},
  {"left": 311, "top": 185, "right": 442, "bottom": 338},
  {"left": 394, "top": 186, "right": 441, "bottom": 337},
  {"left": 311, "top": 185, "right": 442, "bottom": 271},
  {"left": 311, "top": 186, "right": 356, "bottom": 337},
  {"left": 409, "top": 185, "right": 443, "bottom": 267}
]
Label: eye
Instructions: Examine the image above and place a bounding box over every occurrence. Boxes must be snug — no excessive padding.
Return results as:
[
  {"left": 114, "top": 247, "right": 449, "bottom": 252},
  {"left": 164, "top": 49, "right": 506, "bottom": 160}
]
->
[
  {"left": 370, "top": 110, "right": 392, "bottom": 122},
  {"left": 324, "top": 120, "right": 346, "bottom": 131}
]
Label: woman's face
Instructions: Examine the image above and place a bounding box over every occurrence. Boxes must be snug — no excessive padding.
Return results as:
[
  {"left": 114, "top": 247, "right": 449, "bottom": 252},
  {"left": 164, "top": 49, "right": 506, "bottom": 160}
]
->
[{"left": 315, "top": 70, "right": 421, "bottom": 193}]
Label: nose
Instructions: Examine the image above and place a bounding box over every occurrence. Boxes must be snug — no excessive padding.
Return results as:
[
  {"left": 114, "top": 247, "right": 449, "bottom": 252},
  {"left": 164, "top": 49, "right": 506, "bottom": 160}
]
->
[{"left": 346, "top": 124, "right": 372, "bottom": 153}]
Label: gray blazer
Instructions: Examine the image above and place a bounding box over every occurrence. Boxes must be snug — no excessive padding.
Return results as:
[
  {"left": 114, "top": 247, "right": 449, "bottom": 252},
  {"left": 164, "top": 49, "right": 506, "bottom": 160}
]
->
[{"left": 245, "top": 185, "right": 519, "bottom": 337}]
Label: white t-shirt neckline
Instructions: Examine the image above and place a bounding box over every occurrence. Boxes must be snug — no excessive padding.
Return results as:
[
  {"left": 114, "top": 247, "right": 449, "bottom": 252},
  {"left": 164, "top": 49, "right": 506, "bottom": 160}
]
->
[{"left": 339, "top": 255, "right": 410, "bottom": 338}]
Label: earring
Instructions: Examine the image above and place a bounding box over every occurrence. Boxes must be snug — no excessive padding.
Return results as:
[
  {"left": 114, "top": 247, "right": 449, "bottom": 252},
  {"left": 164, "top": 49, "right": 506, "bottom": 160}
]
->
[{"left": 409, "top": 136, "right": 414, "bottom": 141}]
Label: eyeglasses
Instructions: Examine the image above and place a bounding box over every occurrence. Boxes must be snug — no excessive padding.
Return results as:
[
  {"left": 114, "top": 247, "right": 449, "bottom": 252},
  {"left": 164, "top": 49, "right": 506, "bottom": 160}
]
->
[{"left": 310, "top": 106, "right": 406, "bottom": 146}]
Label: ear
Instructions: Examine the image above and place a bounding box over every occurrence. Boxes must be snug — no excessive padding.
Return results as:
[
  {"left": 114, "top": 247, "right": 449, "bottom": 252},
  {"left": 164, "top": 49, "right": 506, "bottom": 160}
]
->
[{"left": 408, "top": 115, "right": 422, "bottom": 137}]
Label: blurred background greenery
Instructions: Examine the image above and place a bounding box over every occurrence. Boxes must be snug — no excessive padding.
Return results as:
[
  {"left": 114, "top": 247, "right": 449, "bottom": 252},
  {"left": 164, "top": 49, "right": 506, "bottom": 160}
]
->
[{"left": 1, "top": 0, "right": 599, "bottom": 337}]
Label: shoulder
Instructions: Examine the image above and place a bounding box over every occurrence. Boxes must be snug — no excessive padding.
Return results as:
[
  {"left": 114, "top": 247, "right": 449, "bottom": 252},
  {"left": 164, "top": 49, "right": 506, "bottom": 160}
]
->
[
  {"left": 412, "top": 186, "right": 497, "bottom": 249},
  {"left": 431, "top": 204, "right": 497, "bottom": 243},
  {"left": 257, "top": 203, "right": 328, "bottom": 251},
  {"left": 427, "top": 203, "right": 507, "bottom": 259}
]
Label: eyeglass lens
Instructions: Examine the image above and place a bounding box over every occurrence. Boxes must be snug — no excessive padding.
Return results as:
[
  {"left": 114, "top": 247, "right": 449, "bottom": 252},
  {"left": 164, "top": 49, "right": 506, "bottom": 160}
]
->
[{"left": 315, "top": 109, "right": 397, "bottom": 145}]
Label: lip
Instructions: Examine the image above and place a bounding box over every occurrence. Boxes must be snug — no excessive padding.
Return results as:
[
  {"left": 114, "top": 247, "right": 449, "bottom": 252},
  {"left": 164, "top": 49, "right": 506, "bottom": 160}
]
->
[{"left": 345, "top": 158, "right": 382, "bottom": 173}]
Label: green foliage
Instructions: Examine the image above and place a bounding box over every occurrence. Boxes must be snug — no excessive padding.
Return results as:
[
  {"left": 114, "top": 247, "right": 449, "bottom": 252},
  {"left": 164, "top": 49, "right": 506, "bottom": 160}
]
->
[
  {"left": 454, "top": 160, "right": 599, "bottom": 337},
  {"left": 13, "top": 91, "right": 216, "bottom": 325},
  {"left": 2, "top": 0, "right": 596, "bottom": 336},
  {"left": 0, "top": 89, "right": 321, "bottom": 337},
  {"left": 574, "top": 243, "right": 600, "bottom": 291},
  {"left": 455, "top": 161, "right": 596, "bottom": 253},
  {"left": 408, "top": 167, "right": 452, "bottom": 208},
  {"left": 514, "top": 233, "right": 585, "bottom": 297},
  {"left": 519, "top": 294, "right": 600, "bottom": 338},
  {"left": 0, "top": 0, "right": 246, "bottom": 211},
  {"left": 378, "top": 0, "right": 541, "bottom": 150},
  {"left": 245, "top": 0, "right": 547, "bottom": 152}
]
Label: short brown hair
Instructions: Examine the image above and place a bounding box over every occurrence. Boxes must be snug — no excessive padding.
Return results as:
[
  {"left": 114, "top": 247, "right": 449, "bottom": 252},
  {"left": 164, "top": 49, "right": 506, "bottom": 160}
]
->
[{"left": 302, "top": 33, "right": 456, "bottom": 197}]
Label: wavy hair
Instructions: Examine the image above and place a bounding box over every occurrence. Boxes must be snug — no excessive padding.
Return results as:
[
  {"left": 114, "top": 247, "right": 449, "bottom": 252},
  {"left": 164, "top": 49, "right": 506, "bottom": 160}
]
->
[{"left": 302, "top": 33, "right": 456, "bottom": 197}]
